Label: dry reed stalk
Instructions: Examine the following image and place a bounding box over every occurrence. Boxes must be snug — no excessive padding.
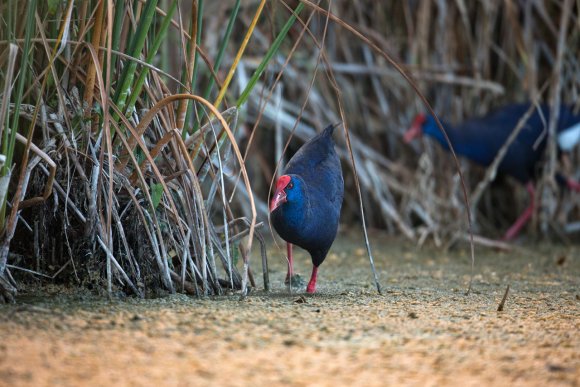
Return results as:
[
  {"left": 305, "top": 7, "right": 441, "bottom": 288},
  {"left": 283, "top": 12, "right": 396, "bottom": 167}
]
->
[
  {"left": 0, "top": 44, "right": 18, "bottom": 146},
  {"left": 540, "top": 0, "right": 574, "bottom": 235},
  {"left": 82, "top": 0, "right": 105, "bottom": 115},
  {"left": 176, "top": 1, "right": 198, "bottom": 130},
  {"left": 469, "top": 101, "right": 543, "bottom": 211}
]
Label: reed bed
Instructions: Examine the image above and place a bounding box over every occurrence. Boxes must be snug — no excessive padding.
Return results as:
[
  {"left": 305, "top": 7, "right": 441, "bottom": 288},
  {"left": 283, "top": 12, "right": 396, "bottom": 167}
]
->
[{"left": 0, "top": 1, "right": 578, "bottom": 301}]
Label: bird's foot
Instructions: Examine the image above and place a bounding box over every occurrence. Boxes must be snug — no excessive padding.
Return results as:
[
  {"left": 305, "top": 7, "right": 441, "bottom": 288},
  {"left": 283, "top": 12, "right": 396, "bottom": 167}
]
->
[
  {"left": 284, "top": 274, "right": 306, "bottom": 289},
  {"left": 501, "top": 227, "right": 520, "bottom": 242}
]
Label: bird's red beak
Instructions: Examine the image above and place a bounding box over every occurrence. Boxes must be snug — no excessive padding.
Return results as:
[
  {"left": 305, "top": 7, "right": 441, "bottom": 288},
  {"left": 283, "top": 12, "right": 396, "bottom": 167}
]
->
[
  {"left": 403, "top": 114, "right": 426, "bottom": 143},
  {"left": 270, "top": 175, "right": 291, "bottom": 212}
]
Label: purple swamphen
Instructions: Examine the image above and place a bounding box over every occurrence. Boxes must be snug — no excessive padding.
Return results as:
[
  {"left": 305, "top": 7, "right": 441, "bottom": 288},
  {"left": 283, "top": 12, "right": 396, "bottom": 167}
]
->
[
  {"left": 404, "top": 103, "right": 580, "bottom": 240},
  {"left": 270, "top": 125, "right": 344, "bottom": 293}
]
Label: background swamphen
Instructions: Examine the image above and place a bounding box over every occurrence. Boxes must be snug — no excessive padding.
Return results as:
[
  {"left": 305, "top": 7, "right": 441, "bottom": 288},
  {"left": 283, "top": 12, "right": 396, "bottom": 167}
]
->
[
  {"left": 404, "top": 103, "right": 580, "bottom": 240},
  {"left": 270, "top": 125, "right": 344, "bottom": 293}
]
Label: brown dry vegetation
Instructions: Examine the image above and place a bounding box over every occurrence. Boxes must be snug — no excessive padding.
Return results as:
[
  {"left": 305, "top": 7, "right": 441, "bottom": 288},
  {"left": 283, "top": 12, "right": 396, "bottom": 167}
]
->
[{"left": 0, "top": 0, "right": 579, "bottom": 301}]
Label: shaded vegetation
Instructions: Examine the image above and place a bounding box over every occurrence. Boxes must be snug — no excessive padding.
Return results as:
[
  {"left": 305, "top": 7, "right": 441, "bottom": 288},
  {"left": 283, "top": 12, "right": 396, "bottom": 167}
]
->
[{"left": 0, "top": 1, "right": 579, "bottom": 302}]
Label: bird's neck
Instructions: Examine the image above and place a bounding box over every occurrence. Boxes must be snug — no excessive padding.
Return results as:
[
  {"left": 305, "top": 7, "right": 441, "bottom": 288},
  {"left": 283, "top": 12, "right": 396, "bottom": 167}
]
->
[
  {"left": 424, "top": 119, "right": 455, "bottom": 151},
  {"left": 425, "top": 119, "right": 490, "bottom": 161},
  {"left": 279, "top": 198, "right": 309, "bottom": 230}
]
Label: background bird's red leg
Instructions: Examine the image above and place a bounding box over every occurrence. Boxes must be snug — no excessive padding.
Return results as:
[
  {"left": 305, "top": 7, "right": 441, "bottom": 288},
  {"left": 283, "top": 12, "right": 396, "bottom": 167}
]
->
[
  {"left": 502, "top": 182, "right": 535, "bottom": 241},
  {"left": 306, "top": 266, "right": 318, "bottom": 293},
  {"left": 285, "top": 243, "right": 294, "bottom": 285},
  {"left": 567, "top": 178, "right": 580, "bottom": 192}
]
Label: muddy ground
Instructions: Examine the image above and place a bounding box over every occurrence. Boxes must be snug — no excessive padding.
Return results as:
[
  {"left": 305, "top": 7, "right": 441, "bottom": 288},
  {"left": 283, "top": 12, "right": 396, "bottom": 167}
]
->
[{"left": 0, "top": 230, "right": 578, "bottom": 386}]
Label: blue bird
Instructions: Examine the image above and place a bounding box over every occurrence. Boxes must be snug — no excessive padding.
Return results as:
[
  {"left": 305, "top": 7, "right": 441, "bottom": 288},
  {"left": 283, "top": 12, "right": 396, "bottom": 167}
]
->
[
  {"left": 270, "top": 125, "right": 344, "bottom": 293},
  {"left": 404, "top": 103, "right": 580, "bottom": 240}
]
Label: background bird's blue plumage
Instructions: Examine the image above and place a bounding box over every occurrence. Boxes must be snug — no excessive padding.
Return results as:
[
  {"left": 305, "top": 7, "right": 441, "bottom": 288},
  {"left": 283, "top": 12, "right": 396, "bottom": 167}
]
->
[
  {"left": 407, "top": 103, "right": 580, "bottom": 241},
  {"left": 420, "top": 103, "right": 580, "bottom": 183}
]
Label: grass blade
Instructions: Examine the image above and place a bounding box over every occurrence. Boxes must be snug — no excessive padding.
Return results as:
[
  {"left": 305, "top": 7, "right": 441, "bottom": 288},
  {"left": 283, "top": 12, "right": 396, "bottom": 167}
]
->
[
  {"left": 114, "top": 0, "right": 159, "bottom": 115},
  {"left": 236, "top": 2, "right": 304, "bottom": 107}
]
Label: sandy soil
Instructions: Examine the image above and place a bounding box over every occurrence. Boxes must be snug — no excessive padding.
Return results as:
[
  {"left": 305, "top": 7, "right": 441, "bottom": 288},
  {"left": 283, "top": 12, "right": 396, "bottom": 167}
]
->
[{"left": 0, "top": 231, "right": 578, "bottom": 386}]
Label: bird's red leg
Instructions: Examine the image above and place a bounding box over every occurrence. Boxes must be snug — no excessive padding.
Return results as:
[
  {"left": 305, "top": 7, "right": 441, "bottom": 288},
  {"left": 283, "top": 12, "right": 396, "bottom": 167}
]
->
[
  {"left": 502, "top": 182, "right": 535, "bottom": 241},
  {"left": 306, "top": 266, "right": 318, "bottom": 293},
  {"left": 566, "top": 178, "right": 580, "bottom": 192},
  {"left": 285, "top": 243, "right": 294, "bottom": 285}
]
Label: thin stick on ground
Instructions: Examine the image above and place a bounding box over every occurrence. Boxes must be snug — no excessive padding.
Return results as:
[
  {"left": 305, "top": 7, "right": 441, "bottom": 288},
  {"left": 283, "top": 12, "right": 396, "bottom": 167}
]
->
[{"left": 497, "top": 285, "right": 510, "bottom": 312}]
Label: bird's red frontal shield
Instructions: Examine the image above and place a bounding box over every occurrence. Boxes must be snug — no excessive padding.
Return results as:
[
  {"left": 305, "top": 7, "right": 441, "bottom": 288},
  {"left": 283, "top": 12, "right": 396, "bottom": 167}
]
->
[{"left": 270, "top": 175, "right": 291, "bottom": 212}]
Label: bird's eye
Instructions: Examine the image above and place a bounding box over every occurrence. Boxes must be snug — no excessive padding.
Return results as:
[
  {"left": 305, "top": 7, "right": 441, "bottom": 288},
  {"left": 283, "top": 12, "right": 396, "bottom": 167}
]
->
[{"left": 287, "top": 182, "right": 293, "bottom": 189}]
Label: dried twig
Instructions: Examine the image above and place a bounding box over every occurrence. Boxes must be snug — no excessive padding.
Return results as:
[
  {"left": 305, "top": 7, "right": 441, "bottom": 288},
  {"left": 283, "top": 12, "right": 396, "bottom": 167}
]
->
[
  {"left": 170, "top": 270, "right": 197, "bottom": 295},
  {"left": 97, "top": 236, "right": 143, "bottom": 298},
  {"left": 470, "top": 102, "right": 542, "bottom": 210},
  {"left": 497, "top": 285, "right": 510, "bottom": 312},
  {"left": 540, "top": 0, "right": 574, "bottom": 233}
]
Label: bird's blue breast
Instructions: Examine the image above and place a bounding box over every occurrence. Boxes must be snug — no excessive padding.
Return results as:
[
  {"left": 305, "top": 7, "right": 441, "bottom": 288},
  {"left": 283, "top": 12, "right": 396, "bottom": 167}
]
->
[{"left": 271, "top": 180, "right": 341, "bottom": 256}]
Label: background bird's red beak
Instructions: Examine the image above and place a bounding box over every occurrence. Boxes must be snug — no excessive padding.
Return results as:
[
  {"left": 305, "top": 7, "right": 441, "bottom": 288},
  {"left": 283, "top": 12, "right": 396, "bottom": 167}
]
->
[
  {"left": 270, "top": 175, "right": 291, "bottom": 212},
  {"left": 403, "top": 114, "right": 426, "bottom": 143}
]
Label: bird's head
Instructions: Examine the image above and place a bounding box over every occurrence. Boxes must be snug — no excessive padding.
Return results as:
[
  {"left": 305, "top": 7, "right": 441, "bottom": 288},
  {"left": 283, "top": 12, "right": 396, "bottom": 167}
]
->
[
  {"left": 403, "top": 113, "right": 428, "bottom": 143},
  {"left": 404, "top": 113, "right": 442, "bottom": 142},
  {"left": 270, "top": 175, "right": 303, "bottom": 212}
]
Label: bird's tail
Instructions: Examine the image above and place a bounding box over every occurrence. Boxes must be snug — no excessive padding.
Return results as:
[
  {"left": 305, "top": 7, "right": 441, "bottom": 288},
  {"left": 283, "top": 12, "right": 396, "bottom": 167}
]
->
[{"left": 323, "top": 122, "right": 342, "bottom": 137}]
